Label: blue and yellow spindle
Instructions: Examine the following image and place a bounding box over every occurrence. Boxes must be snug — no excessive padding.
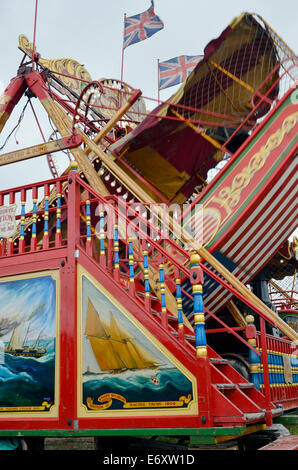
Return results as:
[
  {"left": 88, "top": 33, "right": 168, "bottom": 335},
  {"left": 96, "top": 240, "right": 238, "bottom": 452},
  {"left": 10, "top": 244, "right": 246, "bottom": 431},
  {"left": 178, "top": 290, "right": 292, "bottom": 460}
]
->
[
  {"left": 128, "top": 237, "right": 135, "bottom": 295},
  {"left": 31, "top": 189, "right": 38, "bottom": 251},
  {"left": 55, "top": 192, "right": 62, "bottom": 246},
  {"left": 176, "top": 278, "right": 184, "bottom": 343},
  {"left": 85, "top": 199, "right": 92, "bottom": 256},
  {"left": 143, "top": 250, "right": 151, "bottom": 311},
  {"left": 99, "top": 211, "right": 106, "bottom": 266},
  {"left": 43, "top": 194, "right": 49, "bottom": 249},
  {"left": 278, "top": 351, "right": 283, "bottom": 391},
  {"left": 113, "top": 224, "right": 120, "bottom": 281},
  {"left": 190, "top": 253, "right": 207, "bottom": 357}
]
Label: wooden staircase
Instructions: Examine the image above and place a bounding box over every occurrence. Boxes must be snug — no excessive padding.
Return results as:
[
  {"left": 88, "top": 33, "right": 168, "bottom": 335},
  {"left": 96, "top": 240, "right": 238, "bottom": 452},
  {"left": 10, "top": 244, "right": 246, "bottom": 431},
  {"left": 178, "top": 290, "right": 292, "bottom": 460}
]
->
[{"left": 74, "top": 197, "right": 283, "bottom": 428}]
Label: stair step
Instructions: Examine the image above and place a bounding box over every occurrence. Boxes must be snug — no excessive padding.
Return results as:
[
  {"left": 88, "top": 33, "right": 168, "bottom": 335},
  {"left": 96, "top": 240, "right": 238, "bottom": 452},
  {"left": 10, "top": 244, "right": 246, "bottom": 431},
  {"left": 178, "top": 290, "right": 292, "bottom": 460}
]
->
[
  {"left": 216, "top": 383, "right": 237, "bottom": 390},
  {"left": 152, "top": 310, "right": 177, "bottom": 321},
  {"left": 238, "top": 382, "right": 254, "bottom": 389},
  {"left": 244, "top": 412, "right": 266, "bottom": 421},
  {"left": 210, "top": 357, "right": 228, "bottom": 365},
  {"left": 136, "top": 291, "right": 159, "bottom": 301},
  {"left": 271, "top": 407, "right": 283, "bottom": 417}
]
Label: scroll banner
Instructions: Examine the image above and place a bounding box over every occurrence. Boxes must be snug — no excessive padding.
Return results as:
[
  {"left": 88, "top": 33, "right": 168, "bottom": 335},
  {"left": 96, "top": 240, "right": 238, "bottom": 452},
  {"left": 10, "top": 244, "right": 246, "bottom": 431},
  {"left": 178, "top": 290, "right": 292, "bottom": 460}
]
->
[
  {"left": 86, "top": 393, "right": 192, "bottom": 410},
  {"left": 0, "top": 401, "right": 52, "bottom": 412}
]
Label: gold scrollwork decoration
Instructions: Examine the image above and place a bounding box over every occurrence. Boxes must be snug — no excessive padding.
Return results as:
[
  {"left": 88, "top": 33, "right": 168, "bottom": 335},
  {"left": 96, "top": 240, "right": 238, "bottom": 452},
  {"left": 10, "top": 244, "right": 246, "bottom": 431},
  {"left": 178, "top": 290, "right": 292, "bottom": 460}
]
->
[
  {"left": 18, "top": 34, "right": 92, "bottom": 97},
  {"left": 212, "top": 111, "right": 298, "bottom": 216},
  {"left": 86, "top": 393, "right": 192, "bottom": 410}
]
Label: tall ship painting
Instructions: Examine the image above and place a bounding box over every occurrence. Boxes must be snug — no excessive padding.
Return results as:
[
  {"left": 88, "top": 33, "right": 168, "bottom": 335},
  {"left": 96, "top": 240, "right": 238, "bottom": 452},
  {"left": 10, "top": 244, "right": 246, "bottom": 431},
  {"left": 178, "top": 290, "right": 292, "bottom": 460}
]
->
[{"left": 4, "top": 321, "right": 46, "bottom": 358}]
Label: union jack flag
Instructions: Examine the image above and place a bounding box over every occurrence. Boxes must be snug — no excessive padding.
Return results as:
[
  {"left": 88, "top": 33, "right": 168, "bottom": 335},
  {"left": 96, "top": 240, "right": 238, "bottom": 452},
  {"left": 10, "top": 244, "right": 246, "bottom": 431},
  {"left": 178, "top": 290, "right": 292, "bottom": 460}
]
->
[
  {"left": 158, "top": 55, "right": 203, "bottom": 90},
  {"left": 123, "top": 1, "right": 164, "bottom": 49}
]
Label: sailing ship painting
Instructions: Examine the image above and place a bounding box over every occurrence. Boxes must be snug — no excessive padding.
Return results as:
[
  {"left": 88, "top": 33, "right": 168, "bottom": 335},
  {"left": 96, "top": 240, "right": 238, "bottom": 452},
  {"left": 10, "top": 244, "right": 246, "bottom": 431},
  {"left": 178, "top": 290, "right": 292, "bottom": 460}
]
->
[
  {"left": 81, "top": 275, "right": 194, "bottom": 412},
  {"left": 4, "top": 305, "right": 47, "bottom": 358},
  {"left": 0, "top": 274, "right": 57, "bottom": 412},
  {"left": 84, "top": 299, "right": 160, "bottom": 373}
]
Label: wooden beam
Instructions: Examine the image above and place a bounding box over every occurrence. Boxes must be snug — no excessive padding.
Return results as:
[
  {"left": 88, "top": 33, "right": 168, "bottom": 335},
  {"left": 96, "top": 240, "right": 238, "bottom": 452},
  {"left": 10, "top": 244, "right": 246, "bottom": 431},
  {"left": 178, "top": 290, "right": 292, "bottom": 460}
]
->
[
  {"left": 39, "top": 97, "right": 110, "bottom": 196},
  {"left": 84, "top": 88, "right": 142, "bottom": 156},
  {"left": 227, "top": 300, "right": 247, "bottom": 328},
  {"left": 0, "top": 76, "right": 27, "bottom": 134}
]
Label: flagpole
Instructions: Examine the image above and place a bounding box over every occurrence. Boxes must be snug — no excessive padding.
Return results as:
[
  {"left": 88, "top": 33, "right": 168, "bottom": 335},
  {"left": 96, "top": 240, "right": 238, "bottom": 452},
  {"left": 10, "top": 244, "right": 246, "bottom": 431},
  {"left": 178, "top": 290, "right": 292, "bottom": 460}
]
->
[
  {"left": 157, "top": 59, "right": 160, "bottom": 104},
  {"left": 32, "top": 0, "right": 39, "bottom": 70},
  {"left": 119, "top": 13, "right": 127, "bottom": 115},
  {"left": 121, "top": 13, "right": 126, "bottom": 87}
]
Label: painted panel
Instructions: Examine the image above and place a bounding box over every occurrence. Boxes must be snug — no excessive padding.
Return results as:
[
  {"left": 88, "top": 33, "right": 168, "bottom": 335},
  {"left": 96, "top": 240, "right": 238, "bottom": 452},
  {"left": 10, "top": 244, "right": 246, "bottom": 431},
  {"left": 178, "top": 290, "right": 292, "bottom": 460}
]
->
[
  {"left": 77, "top": 265, "right": 197, "bottom": 417},
  {"left": 0, "top": 271, "right": 59, "bottom": 417}
]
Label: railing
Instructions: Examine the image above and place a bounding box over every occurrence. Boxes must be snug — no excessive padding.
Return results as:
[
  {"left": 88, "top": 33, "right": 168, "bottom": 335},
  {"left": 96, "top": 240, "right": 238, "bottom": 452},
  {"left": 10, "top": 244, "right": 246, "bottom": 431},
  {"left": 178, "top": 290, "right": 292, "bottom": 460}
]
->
[
  {"left": 0, "top": 176, "right": 69, "bottom": 256},
  {"left": 270, "top": 287, "right": 298, "bottom": 313},
  {"left": 255, "top": 328, "right": 298, "bottom": 406}
]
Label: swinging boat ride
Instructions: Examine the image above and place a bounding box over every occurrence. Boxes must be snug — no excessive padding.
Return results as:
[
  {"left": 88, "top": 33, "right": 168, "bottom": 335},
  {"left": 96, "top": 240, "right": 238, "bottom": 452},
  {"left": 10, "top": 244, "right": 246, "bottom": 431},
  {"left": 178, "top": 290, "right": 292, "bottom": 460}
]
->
[{"left": 0, "top": 6, "right": 297, "bottom": 450}]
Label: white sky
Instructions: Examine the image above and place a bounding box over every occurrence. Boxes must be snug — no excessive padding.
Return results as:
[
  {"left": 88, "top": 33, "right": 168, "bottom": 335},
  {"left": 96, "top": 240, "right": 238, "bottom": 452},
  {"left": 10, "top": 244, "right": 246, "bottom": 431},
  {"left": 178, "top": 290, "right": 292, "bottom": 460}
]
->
[{"left": 0, "top": 0, "right": 297, "bottom": 194}]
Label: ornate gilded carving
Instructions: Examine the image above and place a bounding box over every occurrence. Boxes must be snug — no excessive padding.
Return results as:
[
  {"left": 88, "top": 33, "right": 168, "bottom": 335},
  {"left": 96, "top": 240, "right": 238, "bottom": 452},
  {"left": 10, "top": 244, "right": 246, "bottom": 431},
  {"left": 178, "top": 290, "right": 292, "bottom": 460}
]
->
[
  {"left": 19, "top": 34, "right": 92, "bottom": 97},
  {"left": 212, "top": 111, "right": 298, "bottom": 216},
  {"left": 18, "top": 35, "right": 145, "bottom": 127}
]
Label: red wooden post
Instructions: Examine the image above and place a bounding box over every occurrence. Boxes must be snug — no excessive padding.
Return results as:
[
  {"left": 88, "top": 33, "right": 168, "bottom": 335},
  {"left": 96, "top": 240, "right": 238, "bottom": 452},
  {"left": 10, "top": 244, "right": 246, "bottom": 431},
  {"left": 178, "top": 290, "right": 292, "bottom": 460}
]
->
[
  {"left": 55, "top": 180, "right": 62, "bottom": 247},
  {"left": 6, "top": 191, "right": 15, "bottom": 256},
  {"left": 190, "top": 252, "right": 213, "bottom": 427},
  {"left": 59, "top": 162, "right": 80, "bottom": 428}
]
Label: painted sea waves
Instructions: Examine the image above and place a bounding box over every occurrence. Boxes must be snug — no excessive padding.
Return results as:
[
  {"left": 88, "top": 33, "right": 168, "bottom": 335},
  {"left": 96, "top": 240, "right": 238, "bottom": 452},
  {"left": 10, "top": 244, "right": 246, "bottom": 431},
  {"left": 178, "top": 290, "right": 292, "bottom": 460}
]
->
[
  {"left": 0, "top": 274, "right": 57, "bottom": 411},
  {"left": 0, "top": 339, "right": 55, "bottom": 409},
  {"left": 83, "top": 368, "right": 193, "bottom": 411}
]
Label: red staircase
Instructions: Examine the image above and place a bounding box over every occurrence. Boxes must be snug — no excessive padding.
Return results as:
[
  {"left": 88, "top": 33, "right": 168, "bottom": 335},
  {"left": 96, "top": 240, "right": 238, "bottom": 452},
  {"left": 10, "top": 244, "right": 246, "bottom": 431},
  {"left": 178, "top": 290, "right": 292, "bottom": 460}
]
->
[{"left": 2, "top": 169, "right": 295, "bottom": 431}]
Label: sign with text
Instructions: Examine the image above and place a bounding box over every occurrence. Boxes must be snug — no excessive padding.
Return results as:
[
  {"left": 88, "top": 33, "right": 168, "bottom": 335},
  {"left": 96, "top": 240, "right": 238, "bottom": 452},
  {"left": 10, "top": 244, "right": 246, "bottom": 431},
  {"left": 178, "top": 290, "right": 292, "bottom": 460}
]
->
[{"left": 0, "top": 204, "right": 17, "bottom": 238}]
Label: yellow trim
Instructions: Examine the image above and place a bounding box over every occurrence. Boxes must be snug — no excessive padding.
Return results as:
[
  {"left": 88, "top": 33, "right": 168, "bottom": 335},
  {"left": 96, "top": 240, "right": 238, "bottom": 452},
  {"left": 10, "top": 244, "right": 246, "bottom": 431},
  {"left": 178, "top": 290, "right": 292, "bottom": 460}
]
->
[
  {"left": 208, "top": 59, "right": 254, "bottom": 93},
  {"left": 215, "top": 423, "right": 267, "bottom": 444},
  {"left": 171, "top": 109, "right": 222, "bottom": 150},
  {"left": 229, "top": 12, "right": 247, "bottom": 29}
]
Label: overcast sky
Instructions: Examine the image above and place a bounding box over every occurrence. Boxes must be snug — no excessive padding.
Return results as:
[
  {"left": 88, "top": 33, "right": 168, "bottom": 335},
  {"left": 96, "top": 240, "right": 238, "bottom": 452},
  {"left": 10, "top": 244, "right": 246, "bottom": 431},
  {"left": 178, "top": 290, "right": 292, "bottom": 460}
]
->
[{"left": 0, "top": 0, "right": 297, "bottom": 191}]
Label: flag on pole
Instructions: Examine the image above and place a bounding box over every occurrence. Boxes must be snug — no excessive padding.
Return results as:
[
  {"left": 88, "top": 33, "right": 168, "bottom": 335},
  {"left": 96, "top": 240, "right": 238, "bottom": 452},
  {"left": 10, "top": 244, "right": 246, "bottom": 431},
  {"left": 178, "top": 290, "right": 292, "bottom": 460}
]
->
[
  {"left": 123, "top": 1, "right": 164, "bottom": 49},
  {"left": 158, "top": 55, "right": 203, "bottom": 90}
]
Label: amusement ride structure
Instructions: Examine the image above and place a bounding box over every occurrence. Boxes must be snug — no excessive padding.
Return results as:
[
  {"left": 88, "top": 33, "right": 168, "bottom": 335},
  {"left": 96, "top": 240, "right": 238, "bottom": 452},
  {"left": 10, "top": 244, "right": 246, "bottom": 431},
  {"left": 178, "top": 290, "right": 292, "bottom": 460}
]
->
[{"left": 0, "top": 8, "right": 297, "bottom": 450}]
